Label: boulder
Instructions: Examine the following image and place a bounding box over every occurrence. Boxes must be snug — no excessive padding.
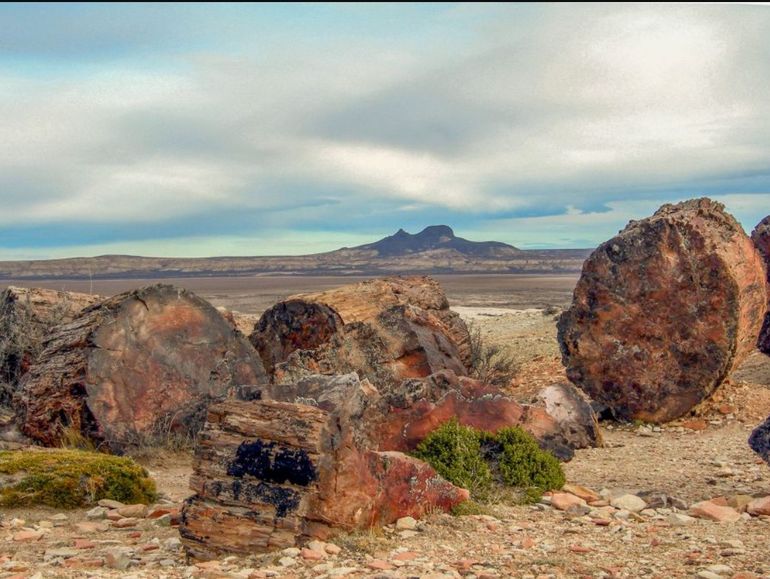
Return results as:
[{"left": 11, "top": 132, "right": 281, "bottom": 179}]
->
[
  {"left": 250, "top": 276, "right": 471, "bottom": 384},
  {"left": 749, "top": 414, "right": 770, "bottom": 466},
  {"left": 750, "top": 216, "right": 770, "bottom": 354},
  {"left": 17, "top": 284, "right": 267, "bottom": 449},
  {"left": 0, "top": 286, "right": 101, "bottom": 405},
  {"left": 558, "top": 198, "right": 766, "bottom": 422}
]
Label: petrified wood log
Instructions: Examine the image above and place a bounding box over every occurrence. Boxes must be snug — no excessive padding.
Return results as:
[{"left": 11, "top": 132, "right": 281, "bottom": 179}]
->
[
  {"left": 751, "top": 216, "right": 770, "bottom": 354},
  {"left": 249, "top": 276, "right": 472, "bottom": 382},
  {"left": 558, "top": 198, "right": 766, "bottom": 423},
  {"left": 250, "top": 300, "right": 343, "bottom": 375},
  {"left": 17, "top": 284, "right": 267, "bottom": 449},
  {"left": 0, "top": 286, "right": 101, "bottom": 406},
  {"left": 180, "top": 396, "right": 468, "bottom": 559}
]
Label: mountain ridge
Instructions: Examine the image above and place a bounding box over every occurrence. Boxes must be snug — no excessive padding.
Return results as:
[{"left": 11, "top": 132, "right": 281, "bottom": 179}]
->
[{"left": 0, "top": 226, "right": 590, "bottom": 279}]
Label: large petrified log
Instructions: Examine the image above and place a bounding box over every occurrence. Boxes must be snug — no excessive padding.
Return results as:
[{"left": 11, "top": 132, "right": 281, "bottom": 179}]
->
[
  {"left": 17, "top": 284, "right": 267, "bottom": 449},
  {"left": 180, "top": 371, "right": 601, "bottom": 558},
  {"left": 0, "top": 286, "right": 101, "bottom": 406},
  {"left": 750, "top": 216, "right": 770, "bottom": 354},
  {"left": 558, "top": 198, "right": 766, "bottom": 423},
  {"left": 249, "top": 276, "right": 472, "bottom": 382},
  {"left": 180, "top": 393, "right": 468, "bottom": 558}
]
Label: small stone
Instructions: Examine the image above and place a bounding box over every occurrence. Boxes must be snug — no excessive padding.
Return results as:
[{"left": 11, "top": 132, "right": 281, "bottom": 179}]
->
[
  {"left": 306, "top": 540, "right": 327, "bottom": 553},
  {"left": 301, "top": 548, "right": 325, "bottom": 560},
  {"left": 278, "top": 557, "right": 297, "bottom": 567},
  {"left": 666, "top": 513, "right": 696, "bottom": 526},
  {"left": 164, "top": 537, "right": 181, "bottom": 550},
  {"left": 368, "top": 559, "right": 394, "bottom": 571},
  {"left": 747, "top": 496, "right": 770, "bottom": 516},
  {"left": 727, "top": 495, "right": 754, "bottom": 512},
  {"left": 75, "top": 521, "right": 110, "bottom": 533},
  {"left": 105, "top": 548, "right": 132, "bottom": 570},
  {"left": 705, "top": 564, "right": 733, "bottom": 575},
  {"left": 282, "top": 547, "right": 301, "bottom": 557},
  {"left": 112, "top": 517, "right": 140, "bottom": 528},
  {"left": 689, "top": 501, "right": 741, "bottom": 522},
  {"left": 325, "top": 544, "right": 342, "bottom": 555},
  {"left": 86, "top": 507, "right": 107, "bottom": 520},
  {"left": 98, "top": 499, "right": 125, "bottom": 509},
  {"left": 562, "top": 484, "right": 600, "bottom": 502},
  {"left": 74, "top": 539, "right": 96, "bottom": 549},
  {"left": 13, "top": 530, "right": 44, "bottom": 542},
  {"left": 395, "top": 516, "right": 418, "bottom": 530},
  {"left": 117, "top": 504, "right": 149, "bottom": 518},
  {"left": 155, "top": 514, "right": 172, "bottom": 527},
  {"left": 696, "top": 572, "right": 723, "bottom": 579},
  {"left": 610, "top": 494, "right": 647, "bottom": 513},
  {"left": 550, "top": 492, "right": 587, "bottom": 511}
]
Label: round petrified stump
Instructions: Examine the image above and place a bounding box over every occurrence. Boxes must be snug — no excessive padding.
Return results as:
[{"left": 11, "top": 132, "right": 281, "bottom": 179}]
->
[
  {"left": 249, "top": 299, "right": 343, "bottom": 375},
  {"left": 17, "top": 284, "right": 267, "bottom": 449},
  {"left": 558, "top": 198, "right": 766, "bottom": 423}
]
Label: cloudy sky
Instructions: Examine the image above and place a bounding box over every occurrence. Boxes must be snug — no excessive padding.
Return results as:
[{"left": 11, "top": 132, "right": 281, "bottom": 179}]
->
[{"left": 2, "top": 3, "right": 770, "bottom": 259}]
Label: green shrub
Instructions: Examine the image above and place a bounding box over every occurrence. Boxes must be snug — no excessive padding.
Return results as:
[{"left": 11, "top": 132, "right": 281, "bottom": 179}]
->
[
  {"left": 483, "top": 427, "right": 565, "bottom": 503},
  {"left": 413, "top": 419, "right": 493, "bottom": 500},
  {"left": 415, "top": 419, "right": 564, "bottom": 507},
  {"left": 0, "top": 448, "right": 157, "bottom": 509}
]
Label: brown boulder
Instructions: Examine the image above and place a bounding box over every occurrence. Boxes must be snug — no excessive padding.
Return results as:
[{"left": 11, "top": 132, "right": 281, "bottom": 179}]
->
[
  {"left": 750, "top": 216, "right": 770, "bottom": 354},
  {"left": 250, "top": 276, "right": 471, "bottom": 384},
  {"left": 749, "top": 414, "right": 770, "bottom": 466},
  {"left": 0, "top": 286, "right": 101, "bottom": 405},
  {"left": 558, "top": 198, "right": 766, "bottom": 422},
  {"left": 17, "top": 284, "right": 267, "bottom": 449}
]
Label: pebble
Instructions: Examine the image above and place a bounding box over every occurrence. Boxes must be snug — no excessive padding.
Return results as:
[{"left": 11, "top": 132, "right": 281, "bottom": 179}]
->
[
  {"left": 395, "top": 516, "right": 418, "bottom": 530},
  {"left": 98, "top": 499, "right": 125, "bottom": 509},
  {"left": 610, "top": 494, "right": 647, "bottom": 513}
]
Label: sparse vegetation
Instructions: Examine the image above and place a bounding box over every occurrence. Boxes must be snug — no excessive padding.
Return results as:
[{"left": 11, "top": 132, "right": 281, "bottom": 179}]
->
[
  {"left": 0, "top": 448, "right": 156, "bottom": 508},
  {"left": 467, "top": 324, "right": 519, "bottom": 387},
  {"left": 414, "top": 419, "right": 565, "bottom": 507}
]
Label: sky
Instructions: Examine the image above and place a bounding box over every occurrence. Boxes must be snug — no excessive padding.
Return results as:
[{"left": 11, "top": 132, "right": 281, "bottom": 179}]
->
[{"left": 2, "top": 2, "right": 770, "bottom": 259}]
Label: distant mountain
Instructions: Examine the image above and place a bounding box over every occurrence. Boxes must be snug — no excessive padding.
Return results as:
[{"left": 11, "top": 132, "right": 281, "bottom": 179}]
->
[
  {"left": 0, "top": 227, "right": 590, "bottom": 280},
  {"left": 354, "top": 225, "right": 520, "bottom": 258}
]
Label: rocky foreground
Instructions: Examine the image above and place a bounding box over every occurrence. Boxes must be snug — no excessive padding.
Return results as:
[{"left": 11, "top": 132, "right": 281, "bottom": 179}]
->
[{"left": 2, "top": 419, "right": 769, "bottom": 579}]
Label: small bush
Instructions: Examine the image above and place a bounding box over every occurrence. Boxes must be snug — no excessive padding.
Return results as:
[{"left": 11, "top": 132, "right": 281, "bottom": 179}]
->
[
  {"left": 413, "top": 419, "right": 493, "bottom": 500},
  {"left": 0, "top": 448, "right": 157, "bottom": 508},
  {"left": 467, "top": 325, "right": 518, "bottom": 387},
  {"left": 415, "top": 419, "right": 564, "bottom": 507}
]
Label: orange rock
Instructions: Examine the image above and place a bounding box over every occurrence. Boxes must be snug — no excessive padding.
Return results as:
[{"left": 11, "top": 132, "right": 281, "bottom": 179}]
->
[
  {"left": 562, "top": 483, "right": 600, "bottom": 502},
  {"left": 689, "top": 500, "right": 741, "bottom": 522},
  {"left": 12, "top": 530, "right": 44, "bottom": 542},
  {"left": 747, "top": 496, "right": 770, "bottom": 516},
  {"left": 550, "top": 492, "right": 587, "bottom": 511}
]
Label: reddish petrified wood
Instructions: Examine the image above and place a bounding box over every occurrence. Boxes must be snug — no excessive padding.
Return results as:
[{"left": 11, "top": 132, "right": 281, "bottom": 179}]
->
[
  {"left": 17, "top": 284, "right": 267, "bottom": 449},
  {"left": 751, "top": 216, "right": 770, "bottom": 354},
  {"left": 0, "top": 286, "right": 101, "bottom": 405},
  {"left": 249, "top": 276, "right": 472, "bottom": 384},
  {"left": 559, "top": 198, "right": 766, "bottom": 423},
  {"left": 250, "top": 300, "right": 343, "bottom": 374},
  {"left": 180, "top": 396, "right": 468, "bottom": 559}
]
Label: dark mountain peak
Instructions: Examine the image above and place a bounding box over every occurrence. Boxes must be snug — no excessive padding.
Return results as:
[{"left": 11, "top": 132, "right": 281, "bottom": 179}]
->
[
  {"left": 355, "top": 225, "right": 519, "bottom": 258},
  {"left": 418, "top": 225, "right": 454, "bottom": 239}
]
